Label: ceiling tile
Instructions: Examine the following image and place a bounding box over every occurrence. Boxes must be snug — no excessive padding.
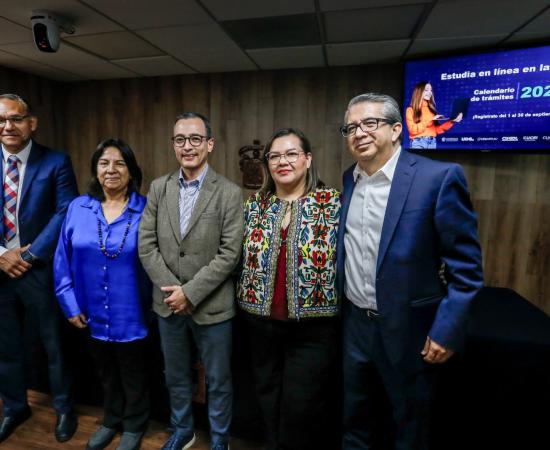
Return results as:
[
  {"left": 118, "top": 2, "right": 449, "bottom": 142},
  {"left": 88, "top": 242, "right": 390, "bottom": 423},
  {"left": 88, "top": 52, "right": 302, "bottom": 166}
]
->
[
  {"left": 137, "top": 24, "right": 257, "bottom": 73},
  {"left": 0, "top": 18, "right": 32, "bottom": 45},
  {"left": 327, "top": 39, "right": 409, "bottom": 66},
  {"left": 324, "top": 5, "right": 424, "bottom": 42},
  {"left": 202, "top": 0, "right": 314, "bottom": 20},
  {"left": 221, "top": 14, "right": 320, "bottom": 49},
  {"left": 247, "top": 45, "right": 324, "bottom": 69},
  {"left": 319, "top": 0, "right": 431, "bottom": 12},
  {"left": 112, "top": 56, "right": 194, "bottom": 76},
  {"left": 0, "top": 0, "right": 122, "bottom": 35},
  {"left": 419, "top": 0, "right": 550, "bottom": 39},
  {"left": 407, "top": 35, "right": 507, "bottom": 57},
  {"left": 83, "top": 0, "right": 212, "bottom": 28},
  {"left": 64, "top": 32, "right": 163, "bottom": 60},
  {"left": 0, "top": 41, "right": 137, "bottom": 79},
  {"left": 0, "top": 48, "right": 82, "bottom": 81},
  {"left": 506, "top": 7, "right": 550, "bottom": 43}
]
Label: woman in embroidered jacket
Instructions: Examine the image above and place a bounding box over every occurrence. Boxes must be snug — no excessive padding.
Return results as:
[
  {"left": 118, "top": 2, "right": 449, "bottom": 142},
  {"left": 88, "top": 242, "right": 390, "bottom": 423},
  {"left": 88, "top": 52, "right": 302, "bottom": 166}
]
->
[
  {"left": 54, "top": 139, "right": 150, "bottom": 450},
  {"left": 238, "top": 128, "right": 340, "bottom": 450}
]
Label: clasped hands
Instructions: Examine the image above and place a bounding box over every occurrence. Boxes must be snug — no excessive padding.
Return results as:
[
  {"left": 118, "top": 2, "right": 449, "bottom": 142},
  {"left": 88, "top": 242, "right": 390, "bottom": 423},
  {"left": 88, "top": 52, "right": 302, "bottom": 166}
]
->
[
  {"left": 162, "top": 285, "right": 194, "bottom": 315},
  {"left": 0, "top": 244, "right": 31, "bottom": 278}
]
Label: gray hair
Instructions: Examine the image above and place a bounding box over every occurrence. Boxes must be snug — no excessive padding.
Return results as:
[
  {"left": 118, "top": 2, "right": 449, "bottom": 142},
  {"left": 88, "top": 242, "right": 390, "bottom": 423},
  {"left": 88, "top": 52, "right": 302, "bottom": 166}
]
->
[
  {"left": 344, "top": 92, "right": 402, "bottom": 125},
  {"left": 0, "top": 93, "right": 33, "bottom": 115},
  {"left": 344, "top": 93, "right": 403, "bottom": 142}
]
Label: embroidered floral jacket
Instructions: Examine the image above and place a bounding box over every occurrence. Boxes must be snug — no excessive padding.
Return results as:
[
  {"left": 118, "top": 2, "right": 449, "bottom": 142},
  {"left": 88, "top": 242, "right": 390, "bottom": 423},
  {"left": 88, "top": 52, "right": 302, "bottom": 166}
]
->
[{"left": 238, "top": 187, "right": 340, "bottom": 319}]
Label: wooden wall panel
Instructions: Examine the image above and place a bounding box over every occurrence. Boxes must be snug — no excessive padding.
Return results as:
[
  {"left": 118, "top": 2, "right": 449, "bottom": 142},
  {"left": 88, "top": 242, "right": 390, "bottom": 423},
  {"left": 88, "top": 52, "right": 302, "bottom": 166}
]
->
[
  {"left": 0, "top": 66, "right": 64, "bottom": 150},
  {"left": 3, "top": 63, "right": 548, "bottom": 314}
]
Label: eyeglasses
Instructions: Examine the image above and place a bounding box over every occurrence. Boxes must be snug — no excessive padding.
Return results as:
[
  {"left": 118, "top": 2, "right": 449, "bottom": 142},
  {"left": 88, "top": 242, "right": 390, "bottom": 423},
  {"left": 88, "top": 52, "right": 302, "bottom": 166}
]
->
[
  {"left": 172, "top": 135, "right": 208, "bottom": 148},
  {"left": 265, "top": 150, "right": 305, "bottom": 165},
  {"left": 340, "top": 117, "right": 393, "bottom": 137},
  {"left": 0, "top": 115, "right": 30, "bottom": 127}
]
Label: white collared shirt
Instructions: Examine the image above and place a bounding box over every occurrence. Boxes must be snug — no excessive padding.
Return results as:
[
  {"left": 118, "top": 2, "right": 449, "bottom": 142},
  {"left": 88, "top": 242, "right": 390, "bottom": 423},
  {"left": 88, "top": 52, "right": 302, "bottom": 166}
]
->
[
  {"left": 0, "top": 140, "right": 33, "bottom": 255},
  {"left": 344, "top": 147, "right": 401, "bottom": 310}
]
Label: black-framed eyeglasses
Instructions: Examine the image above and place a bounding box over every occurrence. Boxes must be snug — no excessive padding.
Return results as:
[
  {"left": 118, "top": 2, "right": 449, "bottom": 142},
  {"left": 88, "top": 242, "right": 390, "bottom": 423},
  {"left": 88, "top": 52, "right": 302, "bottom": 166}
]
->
[
  {"left": 171, "top": 135, "right": 208, "bottom": 148},
  {"left": 0, "top": 115, "right": 30, "bottom": 127},
  {"left": 265, "top": 150, "right": 305, "bottom": 165},
  {"left": 340, "top": 117, "right": 393, "bottom": 137}
]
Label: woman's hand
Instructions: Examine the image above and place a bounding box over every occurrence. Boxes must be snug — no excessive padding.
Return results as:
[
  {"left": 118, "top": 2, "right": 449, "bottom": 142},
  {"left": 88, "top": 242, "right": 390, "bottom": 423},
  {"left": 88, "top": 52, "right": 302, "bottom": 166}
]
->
[
  {"left": 453, "top": 112, "right": 463, "bottom": 123},
  {"left": 68, "top": 314, "right": 88, "bottom": 329}
]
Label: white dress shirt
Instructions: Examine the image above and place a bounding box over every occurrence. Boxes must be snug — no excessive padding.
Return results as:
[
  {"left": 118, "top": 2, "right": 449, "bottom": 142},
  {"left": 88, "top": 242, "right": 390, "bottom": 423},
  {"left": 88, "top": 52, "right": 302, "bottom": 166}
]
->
[
  {"left": 344, "top": 147, "right": 401, "bottom": 310},
  {"left": 0, "top": 140, "right": 33, "bottom": 255}
]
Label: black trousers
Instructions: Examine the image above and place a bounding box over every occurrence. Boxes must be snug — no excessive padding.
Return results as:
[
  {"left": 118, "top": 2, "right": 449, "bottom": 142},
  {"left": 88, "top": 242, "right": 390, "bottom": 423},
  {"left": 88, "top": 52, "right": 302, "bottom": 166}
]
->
[
  {"left": 88, "top": 337, "right": 150, "bottom": 432},
  {"left": 245, "top": 314, "right": 339, "bottom": 450},
  {"left": 342, "top": 301, "right": 437, "bottom": 450},
  {"left": 0, "top": 270, "right": 73, "bottom": 416}
]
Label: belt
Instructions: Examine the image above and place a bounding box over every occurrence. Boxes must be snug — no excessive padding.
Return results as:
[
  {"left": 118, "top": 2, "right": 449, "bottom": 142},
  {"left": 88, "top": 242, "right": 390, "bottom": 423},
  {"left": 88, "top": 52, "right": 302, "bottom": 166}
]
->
[
  {"left": 350, "top": 302, "right": 380, "bottom": 319},
  {"left": 363, "top": 308, "right": 380, "bottom": 319}
]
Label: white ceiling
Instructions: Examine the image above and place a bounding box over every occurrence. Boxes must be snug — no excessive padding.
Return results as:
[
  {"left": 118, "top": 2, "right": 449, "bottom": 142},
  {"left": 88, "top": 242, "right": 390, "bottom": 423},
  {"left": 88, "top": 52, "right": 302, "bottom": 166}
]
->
[{"left": 0, "top": 0, "right": 548, "bottom": 82}]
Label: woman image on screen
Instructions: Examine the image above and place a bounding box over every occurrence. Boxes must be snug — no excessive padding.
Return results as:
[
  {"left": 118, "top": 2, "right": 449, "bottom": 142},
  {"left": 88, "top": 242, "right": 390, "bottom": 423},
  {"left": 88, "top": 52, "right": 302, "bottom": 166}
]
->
[{"left": 406, "top": 81, "right": 463, "bottom": 149}]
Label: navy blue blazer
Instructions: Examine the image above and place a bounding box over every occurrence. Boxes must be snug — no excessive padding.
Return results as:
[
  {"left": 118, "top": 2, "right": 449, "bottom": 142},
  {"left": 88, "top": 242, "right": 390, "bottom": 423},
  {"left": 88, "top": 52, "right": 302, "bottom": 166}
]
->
[
  {"left": 337, "top": 150, "right": 483, "bottom": 372},
  {"left": 0, "top": 141, "right": 78, "bottom": 266}
]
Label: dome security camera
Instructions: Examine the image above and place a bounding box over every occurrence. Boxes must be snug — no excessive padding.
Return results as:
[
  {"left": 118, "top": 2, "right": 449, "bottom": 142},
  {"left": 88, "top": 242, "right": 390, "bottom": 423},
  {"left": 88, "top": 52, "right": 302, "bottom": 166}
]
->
[{"left": 30, "top": 10, "right": 74, "bottom": 53}]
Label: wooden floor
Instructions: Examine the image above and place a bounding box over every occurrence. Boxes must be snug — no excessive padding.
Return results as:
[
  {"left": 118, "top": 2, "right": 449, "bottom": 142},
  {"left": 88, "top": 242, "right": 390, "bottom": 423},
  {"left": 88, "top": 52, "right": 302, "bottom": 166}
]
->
[{"left": 0, "top": 391, "right": 263, "bottom": 449}]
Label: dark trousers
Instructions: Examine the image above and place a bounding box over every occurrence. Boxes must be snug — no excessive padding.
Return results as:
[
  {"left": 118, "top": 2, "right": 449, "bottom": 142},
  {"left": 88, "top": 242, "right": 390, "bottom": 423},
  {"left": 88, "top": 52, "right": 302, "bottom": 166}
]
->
[
  {"left": 0, "top": 271, "right": 73, "bottom": 416},
  {"left": 88, "top": 337, "right": 150, "bottom": 432},
  {"left": 245, "top": 314, "right": 339, "bottom": 450},
  {"left": 157, "top": 314, "right": 233, "bottom": 446},
  {"left": 342, "top": 301, "right": 436, "bottom": 450}
]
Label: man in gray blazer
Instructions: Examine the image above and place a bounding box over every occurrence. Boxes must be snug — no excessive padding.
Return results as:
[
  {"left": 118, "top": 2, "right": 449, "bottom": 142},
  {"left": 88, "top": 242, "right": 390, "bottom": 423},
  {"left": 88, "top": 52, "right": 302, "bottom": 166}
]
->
[{"left": 139, "top": 112, "right": 243, "bottom": 450}]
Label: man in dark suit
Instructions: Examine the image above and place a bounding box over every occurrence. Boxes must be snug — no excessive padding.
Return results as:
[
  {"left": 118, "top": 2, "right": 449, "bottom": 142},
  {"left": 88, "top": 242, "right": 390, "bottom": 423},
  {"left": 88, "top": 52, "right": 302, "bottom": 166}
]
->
[
  {"left": 0, "top": 94, "right": 78, "bottom": 443},
  {"left": 338, "top": 93, "right": 483, "bottom": 450}
]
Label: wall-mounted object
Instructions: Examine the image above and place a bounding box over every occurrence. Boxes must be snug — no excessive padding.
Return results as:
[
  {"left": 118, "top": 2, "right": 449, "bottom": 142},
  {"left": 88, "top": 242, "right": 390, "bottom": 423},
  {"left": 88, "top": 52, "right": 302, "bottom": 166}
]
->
[{"left": 239, "top": 140, "right": 265, "bottom": 189}]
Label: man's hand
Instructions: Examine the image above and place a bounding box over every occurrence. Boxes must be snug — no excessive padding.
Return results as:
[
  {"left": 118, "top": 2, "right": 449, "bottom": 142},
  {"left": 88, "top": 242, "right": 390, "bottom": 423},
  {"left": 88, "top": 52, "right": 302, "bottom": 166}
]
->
[
  {"left": 162, "top": 285, "right": 195, "bottom": 315},
  {"left": 421, "top": 337, "right": 454, "bottom": 364},
  {"left": 0, "top": 245, "right": 31, "bottom": 278},
  {"left": 68, "top": 314, "right": 88, "bottom": 329}
]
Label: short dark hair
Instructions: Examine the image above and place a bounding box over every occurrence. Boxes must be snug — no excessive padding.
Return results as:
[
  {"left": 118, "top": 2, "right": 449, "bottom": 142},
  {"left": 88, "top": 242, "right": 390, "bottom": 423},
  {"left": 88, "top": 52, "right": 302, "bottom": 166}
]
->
[
  {"left": 0, "top": 93, "right": 33, "bottom": 115},
  {"left": 261, "top": 128, "right": 324, "bottom": 195},
  {"left": 87, "top": 138, "right": 143, "bottom": 201},
  {"left": 174, "top": 112, "right": 212, "bottom": 138}
]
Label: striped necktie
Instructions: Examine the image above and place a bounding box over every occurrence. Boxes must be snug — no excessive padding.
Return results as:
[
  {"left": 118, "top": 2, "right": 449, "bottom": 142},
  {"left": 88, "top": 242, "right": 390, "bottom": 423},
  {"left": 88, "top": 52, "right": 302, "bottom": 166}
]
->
[{"left": 3, "top": 155, "right": 20, "bottom": 243}]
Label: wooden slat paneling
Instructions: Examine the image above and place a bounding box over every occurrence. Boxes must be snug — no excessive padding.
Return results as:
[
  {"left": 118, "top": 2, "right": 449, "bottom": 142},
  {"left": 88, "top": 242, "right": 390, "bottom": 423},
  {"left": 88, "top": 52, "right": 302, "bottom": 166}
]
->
[{"left": 3, "top": 63, "right": 548, "bottom": 314}]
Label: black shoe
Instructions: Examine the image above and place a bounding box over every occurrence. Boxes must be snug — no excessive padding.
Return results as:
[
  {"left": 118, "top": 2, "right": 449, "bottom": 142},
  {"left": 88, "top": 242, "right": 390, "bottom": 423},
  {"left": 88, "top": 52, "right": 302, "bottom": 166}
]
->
[
  {"left": 55, "top": 411, "right": 78, "bottom": 442},
  {"left": 0, "top": 407, "right": 32, "bottom": 443}
]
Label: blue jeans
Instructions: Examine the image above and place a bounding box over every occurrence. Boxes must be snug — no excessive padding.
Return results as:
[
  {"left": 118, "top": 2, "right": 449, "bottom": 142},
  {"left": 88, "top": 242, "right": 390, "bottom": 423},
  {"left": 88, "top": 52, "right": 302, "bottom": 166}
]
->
[
  {"left": 410, "top": 136, "right": 436, "bottom": 149},
  {"left": 158, "top": 314, "right": 232, "bottom": 446}
]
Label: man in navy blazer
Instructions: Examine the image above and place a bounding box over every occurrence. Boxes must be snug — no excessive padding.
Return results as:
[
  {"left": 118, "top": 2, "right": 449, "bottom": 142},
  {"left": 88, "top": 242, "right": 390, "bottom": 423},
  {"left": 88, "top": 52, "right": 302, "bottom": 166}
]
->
[
  {"left": 0, "top": 94, "right": 79, "bottom": 443},
  {"left": 338, "top": 93, "right": 483, "bottom": 450}
]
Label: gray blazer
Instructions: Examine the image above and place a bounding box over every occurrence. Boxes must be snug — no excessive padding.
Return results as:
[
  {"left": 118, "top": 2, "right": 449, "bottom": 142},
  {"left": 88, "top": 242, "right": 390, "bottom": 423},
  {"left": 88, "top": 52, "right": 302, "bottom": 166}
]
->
[{"left": 138, "top": 167, "right": 244, "bottom": 325}]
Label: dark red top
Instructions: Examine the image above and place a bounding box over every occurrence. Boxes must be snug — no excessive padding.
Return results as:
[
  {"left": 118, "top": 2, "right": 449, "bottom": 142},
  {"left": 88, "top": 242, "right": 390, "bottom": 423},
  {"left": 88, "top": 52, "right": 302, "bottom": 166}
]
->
[{"left": 270, "top": 226, "right": 289, "bottom": 321}]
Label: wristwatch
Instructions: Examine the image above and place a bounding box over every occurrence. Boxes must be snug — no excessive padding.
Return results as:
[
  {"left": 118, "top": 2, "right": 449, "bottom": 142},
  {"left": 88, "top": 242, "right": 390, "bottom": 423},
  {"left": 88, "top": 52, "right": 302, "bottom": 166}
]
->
[{"left": 20, "top": 249, "right": 38, "bottom": 264}]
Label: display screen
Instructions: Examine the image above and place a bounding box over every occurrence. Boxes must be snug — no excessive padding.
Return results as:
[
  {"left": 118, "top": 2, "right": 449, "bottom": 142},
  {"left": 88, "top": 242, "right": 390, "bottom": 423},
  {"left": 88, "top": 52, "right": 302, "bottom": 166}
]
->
[{"left": 403, "top": 45, "right": 550, "bottom": 151}]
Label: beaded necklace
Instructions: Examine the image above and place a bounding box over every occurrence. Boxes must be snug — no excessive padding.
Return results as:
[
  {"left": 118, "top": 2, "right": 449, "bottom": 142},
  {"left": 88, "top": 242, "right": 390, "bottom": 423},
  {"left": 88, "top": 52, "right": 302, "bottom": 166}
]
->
[{"left": 97, "top": 207, "right": 133, "bottom": 259}]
